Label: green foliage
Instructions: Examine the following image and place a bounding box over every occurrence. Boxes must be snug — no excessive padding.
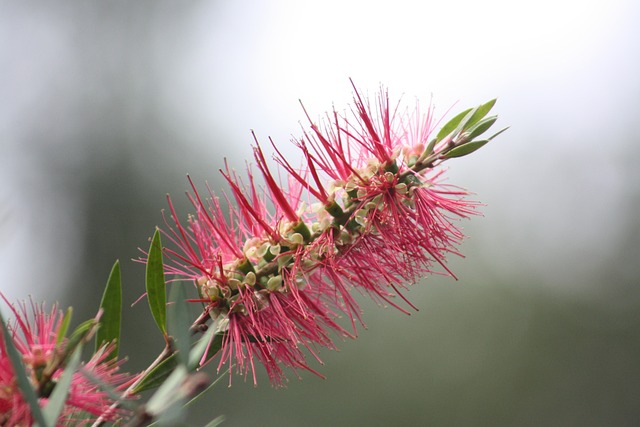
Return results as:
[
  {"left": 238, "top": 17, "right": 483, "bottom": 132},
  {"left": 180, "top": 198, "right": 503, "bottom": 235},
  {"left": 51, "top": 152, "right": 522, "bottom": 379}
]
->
[
  {"left": 56, "top": 307, "right": 72, "bottom": 346},
  {"left": 464, "top": 98, "right": 497, "bottom": 130},
  {"left": 64, "top": 317, "right": 99, "bottom": 366},
  {"left": 146, "top": 228, "right": 168, "bottom": 336},
  {"left": 424, "top": 137, "right": 438, "bottom": 157},
  {"left": 42, "top": 345, "right": 82, "bottom": 425},
  {"left": 487, "top": 126, "right": 510, "bottom": 141},
  {"left": 184, "top": 364, "right": 228, "bottom": 408},
  {"left": 133, "top": 326, "right": 224, "bottom": 394},
  {"left": 435, "top": 99, "right": 498, "bottom": 142},
  {"left": 444, "top": 139, "right": 490, "bottom": 158},
  {"left": 96, "top": 259, "right": 122, "bottom": 359},
  {"left": 188, "top": 327, "right": 222, "bottom": 370},
  {"left": 168, "top": 283, "right": 191, "bottom": 367},
  {"left": 465, "top": 115, "right": 498, "bottom": 141},
  {"left": 203, "top": 415, "right": 226, "bottom": 427},
  {"left": 145, "top": 365, "right": 190, "bottom": 425},
  {"left": 436, "top": 99, "right": 507, "bottom": 160},
  {"left": 0, "top": 311, "right": 48, "bottom": 427},
  {"left": 435, "top": 107, "right": 472, "bottom": 142},
  {"left": 133, "top": 353, "right": 179, "bottom": 394}
]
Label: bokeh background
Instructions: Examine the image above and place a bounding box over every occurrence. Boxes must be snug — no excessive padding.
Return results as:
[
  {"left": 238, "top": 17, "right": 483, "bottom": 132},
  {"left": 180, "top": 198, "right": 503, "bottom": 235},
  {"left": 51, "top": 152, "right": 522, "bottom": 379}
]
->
[{"left": 2, "top": 0, "right": 640, "bottom": 425}]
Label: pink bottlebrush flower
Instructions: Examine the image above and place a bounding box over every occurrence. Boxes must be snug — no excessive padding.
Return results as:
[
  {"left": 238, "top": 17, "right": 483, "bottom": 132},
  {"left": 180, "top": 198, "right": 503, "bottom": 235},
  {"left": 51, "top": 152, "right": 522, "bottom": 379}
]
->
[
  {"left": 153, "top": 82, "right": 497, "bottom": 386},
  {"left": 0, "top": 296, "right": 134, "bottom": 426}
]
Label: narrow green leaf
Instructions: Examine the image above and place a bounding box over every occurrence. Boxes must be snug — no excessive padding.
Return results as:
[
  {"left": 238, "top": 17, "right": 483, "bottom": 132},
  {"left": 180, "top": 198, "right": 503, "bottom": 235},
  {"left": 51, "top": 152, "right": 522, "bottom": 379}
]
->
[
  {"left": 444, "top": 139, "right": 490, "bottom": 158},
  {"left": 134, "top": 331, "right": 224, "bottom": 394},
  {"left": 44, "top": 316, "right": 98, "bottom": 383},
  {"left": 145, "top": 365, "right": 188, "bottom": 416},
  {"left": 203, "top": 415, "right": 226, "bottom": 427},
  {"left": 435, "top": 107, "right": 472, "bottom": 142},
  {"left": 450, "top": 106, "right": 480, "bottom": 139},
  {"left": 153, "top": 400, "right": 187, "bottom": 427},
  {"left": 423, "top": 137, "right": 437, "bottom": 157},
  {"left": 185, "top": 366, "right": 229, "bottom": 408},
  {"left": 463, "top": 98, "right": 497, "bottom": 131},
  {"left": 56, "top": 307, "right": 72, "bottom": 346},
  {"left": 66, "top": 317, "right": 99, "bottom": 356},
  {"left": 168, "top": 284, "right": 191, "bottom": 367},
  {"left": 146, "top": 229, "right": 167, "bottom": 335},
  {"left": 42, "top": 345, "right": 82, "bottom": 423},
  {"left": 0, "top": 312, "right": 49, "bottom": 427},
  {"left": 465, "top": 115, "right": 497, "bottom": 141},
  {"left": 488, "top": 126, "right": 510, "bottom": 141},
  {"left": 95, "top": 260, "right": 122, "bottom": 359},
  {"left": 132, "top": 354, "right": 179, "bottom": 394}
]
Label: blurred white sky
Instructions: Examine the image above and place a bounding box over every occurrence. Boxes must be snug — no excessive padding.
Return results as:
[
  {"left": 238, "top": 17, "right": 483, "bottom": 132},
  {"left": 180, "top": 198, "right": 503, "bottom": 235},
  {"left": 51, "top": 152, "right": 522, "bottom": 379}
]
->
[
  {"left": 179, "top": 0, "right": 633, "bottom": 140},
  {"left": 1, "top": 0, "right": 639, "bottom": 304}
]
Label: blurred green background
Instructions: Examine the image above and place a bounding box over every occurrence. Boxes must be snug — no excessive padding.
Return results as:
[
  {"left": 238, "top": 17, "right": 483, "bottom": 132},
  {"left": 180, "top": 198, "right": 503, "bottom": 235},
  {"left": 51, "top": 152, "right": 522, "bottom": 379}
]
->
[{"left": 1, "top": 1, "right": 639, "bottom": 425}]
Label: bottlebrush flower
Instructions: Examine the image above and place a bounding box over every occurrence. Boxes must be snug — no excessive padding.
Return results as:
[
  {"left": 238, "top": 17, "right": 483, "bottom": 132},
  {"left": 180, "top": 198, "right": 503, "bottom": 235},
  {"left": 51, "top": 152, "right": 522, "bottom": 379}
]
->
[
  {"left": 0, "top": 295, "right": 134, "bottom": 425},
  {"left": 155, "top": 81, "right": 505, "bottom": 386}
]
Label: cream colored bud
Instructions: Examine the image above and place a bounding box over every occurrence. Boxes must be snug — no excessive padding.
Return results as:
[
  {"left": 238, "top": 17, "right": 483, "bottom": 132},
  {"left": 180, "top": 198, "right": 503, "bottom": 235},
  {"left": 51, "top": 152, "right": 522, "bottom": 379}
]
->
[
  {"left": 269, "top": 244, "right": 281, "bottom": 256},
  {"left": 257, "top": 243, "right": 270, "bottom": 258},
  {"left": 267, "top": 275, "right": 283, "bottom": 291},
  {"left": 244, "top": 271, "right": 256, "bottom": 286},
  {"left": 242, "top": 237, "right": 260, "bottom": 255},
  {"left": 277, "top": 254, "right": 293, "bottom": 269},
  {"left": 227, "top": 278, "right": 241, "bottom": 290},
  {"left": 245, "top": 246, "right": 257, "bottom": 258},
  {"left": 290, "top": 232, "right": 304, "bottom": 246},
  {"left": 328, "top": 180, "right": 345, "bottom": 194}
]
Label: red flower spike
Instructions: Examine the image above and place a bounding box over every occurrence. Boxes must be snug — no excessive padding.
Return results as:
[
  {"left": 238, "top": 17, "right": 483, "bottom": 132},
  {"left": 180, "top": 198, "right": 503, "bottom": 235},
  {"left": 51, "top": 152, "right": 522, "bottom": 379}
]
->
[{"left": 149, "top": 83, "right": 497, "bottom": 386}]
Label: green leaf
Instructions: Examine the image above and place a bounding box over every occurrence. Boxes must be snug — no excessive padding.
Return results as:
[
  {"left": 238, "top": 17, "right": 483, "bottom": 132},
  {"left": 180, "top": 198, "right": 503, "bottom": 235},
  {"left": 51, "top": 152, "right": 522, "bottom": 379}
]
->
[
  {"left": 168, "top": 283, "right": 190, "bottom": 367},
  {"left": 444, "top": 139, "right": 490, "bottom": 159},
  {"left": 132, "top": 353, "right": 179, "bottom": 394},
  {"left": 423, "top": 137, "right": 437, "bottom": 157},
  {"left": 464, "top": 115, "right": 497, "bottom": 141},
  {"left": 435, "top": 107, "right": 472, "bottom": 142},
  {"left": 0, "top": 312, "right": 49, "bottom": 427},
  {"left": 56, "top": 307, "right": 72, "bottom": 346},
  {"left": 488, "top": 126, "right": 510, "bottom": 141},
  {"left": 95, "top": 260, "right": 122, "bottom": 359},
  {"left": 450, "top": 106, "right": 481, "bottom": 140},
  {"left": 185, "top": 366, "right": 229, "bottom": 408},
  {"left": 42, "top": 345, "right": 82, "bottom": 424},
  {"left": 66, "top": 317, "right": 99, "bottom": 355},
  {"left": 146, "top": 228, "right": 167, "bottom": 335},
  {"left": 203, "top": 415, "right": 226, "bottom": 427},
  {"left": 134, "top": 330, "right": 224, "bottom": 394},
  {"left": 145, "top": 365, "right": 188, "bottom": 417},
  {"left": 463, "top": 98, "right": 497, "bottom": 131}
]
